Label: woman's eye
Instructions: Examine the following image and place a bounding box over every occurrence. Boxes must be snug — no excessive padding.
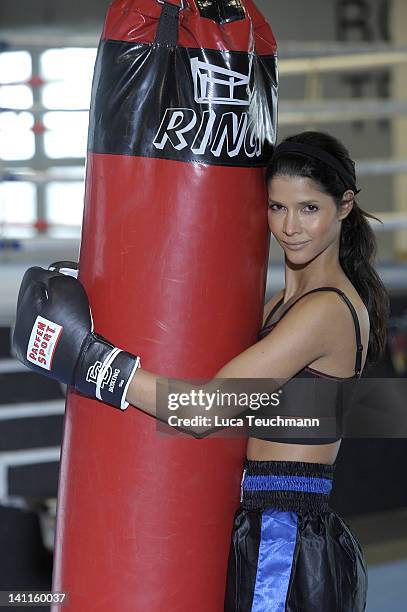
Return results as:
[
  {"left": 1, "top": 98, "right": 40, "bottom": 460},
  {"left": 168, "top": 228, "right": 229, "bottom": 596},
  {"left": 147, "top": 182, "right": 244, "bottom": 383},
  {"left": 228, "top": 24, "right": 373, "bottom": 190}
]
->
[{"left": 267, "top": 203, "right": 319, "bottom": 213}]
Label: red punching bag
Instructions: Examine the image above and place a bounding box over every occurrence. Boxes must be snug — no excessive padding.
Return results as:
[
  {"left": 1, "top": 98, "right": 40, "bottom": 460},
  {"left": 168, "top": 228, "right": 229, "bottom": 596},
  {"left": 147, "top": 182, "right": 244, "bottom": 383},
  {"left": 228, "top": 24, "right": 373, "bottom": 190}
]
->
[{"left": 51, "top": 1, "right": 277, "bottom": 610}]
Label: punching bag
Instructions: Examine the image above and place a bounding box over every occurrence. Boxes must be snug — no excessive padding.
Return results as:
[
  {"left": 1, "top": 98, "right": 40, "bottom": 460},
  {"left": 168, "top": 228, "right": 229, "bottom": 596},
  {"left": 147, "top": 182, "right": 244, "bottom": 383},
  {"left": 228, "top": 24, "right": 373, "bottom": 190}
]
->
[{"left": 51, "top": 1, "right": 277, "bottom": 610}]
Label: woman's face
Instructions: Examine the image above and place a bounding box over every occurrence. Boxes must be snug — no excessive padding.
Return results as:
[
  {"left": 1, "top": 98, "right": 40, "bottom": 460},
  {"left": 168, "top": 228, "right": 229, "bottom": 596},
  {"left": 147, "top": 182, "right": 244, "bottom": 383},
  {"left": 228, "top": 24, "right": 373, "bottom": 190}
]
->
[{"left": 267, "top": 175, "right": 351, "bottom": 263}]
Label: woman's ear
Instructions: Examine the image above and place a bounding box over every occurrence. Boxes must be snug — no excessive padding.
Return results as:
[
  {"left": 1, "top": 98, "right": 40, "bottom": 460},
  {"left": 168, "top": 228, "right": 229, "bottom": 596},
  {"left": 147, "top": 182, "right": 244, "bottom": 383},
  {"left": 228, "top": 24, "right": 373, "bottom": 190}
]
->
[{"left": 338, "top": 190, "right": 354, "bottom": 221}]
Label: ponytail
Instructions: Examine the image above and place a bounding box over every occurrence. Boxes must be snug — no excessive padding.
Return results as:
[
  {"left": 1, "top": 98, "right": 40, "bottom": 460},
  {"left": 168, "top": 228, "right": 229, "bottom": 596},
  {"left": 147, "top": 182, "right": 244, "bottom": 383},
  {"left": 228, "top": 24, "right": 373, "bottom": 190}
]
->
[{"left": 340, "top": 203, "right": 390, "bottom": 366}]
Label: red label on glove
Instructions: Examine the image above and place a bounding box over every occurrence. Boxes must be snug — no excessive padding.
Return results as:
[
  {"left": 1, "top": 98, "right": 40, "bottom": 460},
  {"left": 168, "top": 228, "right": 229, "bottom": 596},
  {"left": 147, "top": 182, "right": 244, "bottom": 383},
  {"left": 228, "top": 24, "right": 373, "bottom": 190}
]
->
[{"left": 27, "top": 315, "right": 63, "bottom": 370}]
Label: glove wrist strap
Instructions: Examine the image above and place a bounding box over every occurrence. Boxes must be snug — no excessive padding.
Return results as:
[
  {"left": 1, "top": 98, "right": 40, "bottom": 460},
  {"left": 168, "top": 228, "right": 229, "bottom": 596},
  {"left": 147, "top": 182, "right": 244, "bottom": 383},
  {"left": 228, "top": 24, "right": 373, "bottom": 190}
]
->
[
  {"left": 96, "top": 348, "right": 141, "bottom": 410},
  {"left": 75, "top": 335, "right": 141, "bottom": 410}
]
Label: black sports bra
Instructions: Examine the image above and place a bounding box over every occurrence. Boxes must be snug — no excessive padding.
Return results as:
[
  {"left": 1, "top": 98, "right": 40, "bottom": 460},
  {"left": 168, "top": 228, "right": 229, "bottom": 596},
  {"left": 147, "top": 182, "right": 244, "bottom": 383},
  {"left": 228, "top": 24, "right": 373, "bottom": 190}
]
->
[{"left": 250, "top": 286, "right": 364, "bottom": 445}]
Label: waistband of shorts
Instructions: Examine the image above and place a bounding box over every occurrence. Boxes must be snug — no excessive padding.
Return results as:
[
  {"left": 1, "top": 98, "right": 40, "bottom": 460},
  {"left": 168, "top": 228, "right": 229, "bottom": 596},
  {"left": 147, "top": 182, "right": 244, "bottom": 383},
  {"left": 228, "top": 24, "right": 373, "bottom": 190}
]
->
[{"left": 240, "top": 459, "right": 336, "bottom": 513}]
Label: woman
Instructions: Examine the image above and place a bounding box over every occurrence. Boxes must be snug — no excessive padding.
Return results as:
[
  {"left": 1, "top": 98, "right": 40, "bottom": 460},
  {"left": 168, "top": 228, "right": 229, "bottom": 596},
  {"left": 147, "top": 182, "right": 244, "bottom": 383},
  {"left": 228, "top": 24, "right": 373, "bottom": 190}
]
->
[
  {"left": 13, "top": 130, "right": 389, "bottom": 611},
  {"left": 222, "top": 130, "right": 389, "bottom": 612}
]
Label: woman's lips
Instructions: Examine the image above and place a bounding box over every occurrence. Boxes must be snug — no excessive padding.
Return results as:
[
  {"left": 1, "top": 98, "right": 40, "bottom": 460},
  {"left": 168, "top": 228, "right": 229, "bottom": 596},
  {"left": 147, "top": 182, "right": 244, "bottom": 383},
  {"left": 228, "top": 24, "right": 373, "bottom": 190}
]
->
[{"left": 281, "top": 240, "right": 310, "bottom": 250}]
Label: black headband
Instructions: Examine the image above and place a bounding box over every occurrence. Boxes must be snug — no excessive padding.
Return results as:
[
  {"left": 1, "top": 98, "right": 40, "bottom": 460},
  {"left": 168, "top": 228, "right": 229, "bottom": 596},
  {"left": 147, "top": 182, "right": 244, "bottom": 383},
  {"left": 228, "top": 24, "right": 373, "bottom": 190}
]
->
[{"left": 271, "top": 142, "right": 360, "bottom": 194}]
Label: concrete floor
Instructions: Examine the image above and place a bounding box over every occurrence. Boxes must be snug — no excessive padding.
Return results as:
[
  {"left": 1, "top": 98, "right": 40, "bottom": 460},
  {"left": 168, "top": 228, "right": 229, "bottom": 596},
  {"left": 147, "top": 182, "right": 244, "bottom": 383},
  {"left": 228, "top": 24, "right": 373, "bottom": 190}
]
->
[
  {"left": 350, "top": 509, "right": 407, "bottom": 611},
  {"left": 367, "top": 558, "right": 407, "bottom": 611}
]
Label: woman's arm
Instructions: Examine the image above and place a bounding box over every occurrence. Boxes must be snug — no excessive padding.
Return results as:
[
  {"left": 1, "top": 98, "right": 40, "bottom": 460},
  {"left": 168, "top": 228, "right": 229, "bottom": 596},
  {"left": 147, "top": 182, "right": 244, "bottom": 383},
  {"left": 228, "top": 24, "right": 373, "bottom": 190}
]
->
[
  {"left": 12, "top": 267, "right": 348, "bottom": 437},
  {"left": 125, "top": 291, "right": 344, "bottom": 433}
]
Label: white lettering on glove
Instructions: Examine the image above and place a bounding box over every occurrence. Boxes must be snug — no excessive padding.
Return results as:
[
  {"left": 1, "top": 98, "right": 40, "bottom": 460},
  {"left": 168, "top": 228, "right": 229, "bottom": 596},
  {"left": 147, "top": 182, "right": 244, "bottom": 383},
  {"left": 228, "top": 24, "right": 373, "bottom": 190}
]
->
[{"left": 27, "top": 315, "right": 63, "bottom": 370}]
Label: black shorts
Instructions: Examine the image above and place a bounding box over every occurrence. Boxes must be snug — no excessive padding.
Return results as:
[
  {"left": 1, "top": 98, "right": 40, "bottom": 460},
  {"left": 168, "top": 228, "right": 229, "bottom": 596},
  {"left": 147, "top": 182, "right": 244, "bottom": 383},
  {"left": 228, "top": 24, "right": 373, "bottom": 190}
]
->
[{"left": 224, "top": 459, "right": 367, "bottom": 612}]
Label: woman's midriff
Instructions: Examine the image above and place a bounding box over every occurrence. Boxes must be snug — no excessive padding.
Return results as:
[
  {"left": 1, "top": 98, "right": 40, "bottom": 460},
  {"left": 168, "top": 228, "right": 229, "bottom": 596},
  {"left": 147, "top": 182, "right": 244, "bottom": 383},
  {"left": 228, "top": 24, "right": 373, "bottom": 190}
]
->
[{"left": 246, "top": 436, "right": 341, "bottom": 465}]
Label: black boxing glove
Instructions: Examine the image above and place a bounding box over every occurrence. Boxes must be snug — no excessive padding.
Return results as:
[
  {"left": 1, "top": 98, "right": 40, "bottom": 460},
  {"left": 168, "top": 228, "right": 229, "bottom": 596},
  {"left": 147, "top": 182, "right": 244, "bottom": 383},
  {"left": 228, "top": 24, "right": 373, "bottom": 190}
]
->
[{"left": 12, "top": 265, "right": 141, "bottom": 410}]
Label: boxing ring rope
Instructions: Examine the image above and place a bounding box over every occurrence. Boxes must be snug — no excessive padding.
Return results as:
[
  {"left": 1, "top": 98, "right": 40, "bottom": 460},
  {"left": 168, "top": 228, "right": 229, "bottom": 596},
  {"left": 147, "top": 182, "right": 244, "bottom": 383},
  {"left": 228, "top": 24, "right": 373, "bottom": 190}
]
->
[
  {"left": 0, "top": 29, "right": 99, "bottom": 49},
  {"left": 0, "top": 105, "right": 87, "bottom": 114},
  {"left": 2, "top": 100, "right": 407, "bottom": 124},
  {"left": 278, "top": 45, "right": 407, "bottom": 74},
  {"left": 2, "top": 158, "right": 407, "bottom": 183},
  {"left": 1, "top": 30, "right": 406, "bottom": 60},
  {"left": 0, "top": 170, "right": 85, "bottom": 183},
  {"left": 279, "top": 100, "right": 407, "bottom": 125},
  {"left": 0, "top": 211, "right": 406, "bottom": 253}
]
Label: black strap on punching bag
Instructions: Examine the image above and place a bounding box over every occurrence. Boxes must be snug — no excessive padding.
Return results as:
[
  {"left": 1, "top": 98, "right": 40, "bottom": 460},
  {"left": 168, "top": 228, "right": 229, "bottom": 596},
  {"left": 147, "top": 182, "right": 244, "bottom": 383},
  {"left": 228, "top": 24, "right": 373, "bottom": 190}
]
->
[
  {"left": 155, "top": 0, "right": 246, "bottom": 45},
  {"left": 155, "top": 1, "right": 183, "bottom": 46}
]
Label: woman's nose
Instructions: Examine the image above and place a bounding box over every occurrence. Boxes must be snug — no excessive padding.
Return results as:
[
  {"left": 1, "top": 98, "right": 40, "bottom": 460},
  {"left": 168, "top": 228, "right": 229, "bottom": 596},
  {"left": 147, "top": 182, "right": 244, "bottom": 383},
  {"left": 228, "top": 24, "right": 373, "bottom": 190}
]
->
[{"left": 283, "top": 212, "right": 301, "bottom": 235}]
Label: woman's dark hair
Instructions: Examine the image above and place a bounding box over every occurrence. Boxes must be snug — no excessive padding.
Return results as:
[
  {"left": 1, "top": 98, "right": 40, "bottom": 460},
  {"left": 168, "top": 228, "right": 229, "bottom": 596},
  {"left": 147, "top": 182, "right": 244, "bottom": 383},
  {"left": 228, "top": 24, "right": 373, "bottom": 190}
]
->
[{"left": 266, "top": 131, "right": 390, "bottom": 369}]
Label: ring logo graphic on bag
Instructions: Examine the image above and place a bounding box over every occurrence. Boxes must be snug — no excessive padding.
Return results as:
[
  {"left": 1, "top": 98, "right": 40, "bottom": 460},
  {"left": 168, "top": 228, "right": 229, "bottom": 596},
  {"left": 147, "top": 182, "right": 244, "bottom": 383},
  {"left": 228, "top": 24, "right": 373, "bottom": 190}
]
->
[
  {"left": 152, "top": 54, "right": 262, "bottom": 159},
  {"left": 27, "top": 316, "right": 63, "bottom": 371},
  {"left": 190, "top": 57, "right": 252, "bottom": 106}
]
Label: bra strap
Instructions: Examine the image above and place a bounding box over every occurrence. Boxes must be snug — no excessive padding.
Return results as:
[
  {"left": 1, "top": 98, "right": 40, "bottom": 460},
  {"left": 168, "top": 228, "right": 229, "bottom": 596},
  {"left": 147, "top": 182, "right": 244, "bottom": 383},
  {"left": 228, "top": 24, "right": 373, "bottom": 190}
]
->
[
  {"left": 263, "top": 296, "right": 284, "bottom": 326},
  {"left": 268, "top": 287, "right": 364, "bottom": 377}
]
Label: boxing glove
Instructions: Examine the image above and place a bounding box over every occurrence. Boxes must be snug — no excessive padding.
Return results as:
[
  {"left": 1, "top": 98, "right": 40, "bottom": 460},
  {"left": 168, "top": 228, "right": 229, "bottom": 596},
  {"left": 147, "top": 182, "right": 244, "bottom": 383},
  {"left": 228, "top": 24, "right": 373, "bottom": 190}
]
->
[{"left": 12, "top": 265, "right": 141, "bottom": 410}]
